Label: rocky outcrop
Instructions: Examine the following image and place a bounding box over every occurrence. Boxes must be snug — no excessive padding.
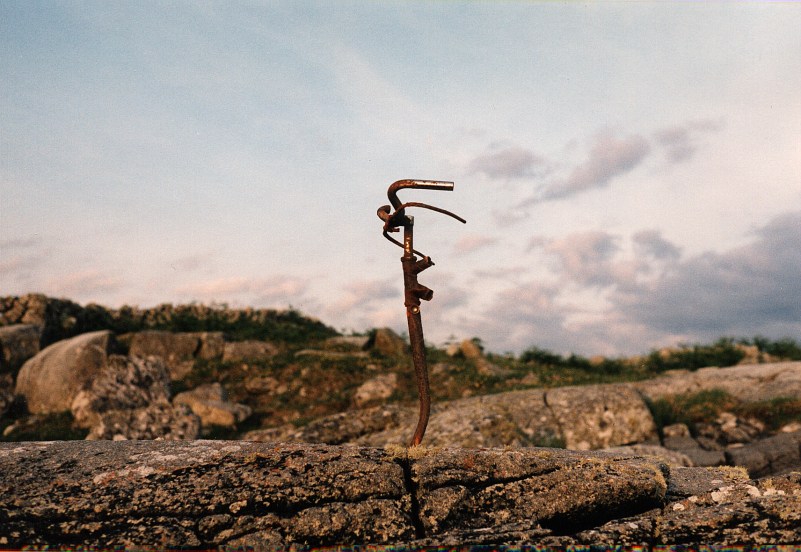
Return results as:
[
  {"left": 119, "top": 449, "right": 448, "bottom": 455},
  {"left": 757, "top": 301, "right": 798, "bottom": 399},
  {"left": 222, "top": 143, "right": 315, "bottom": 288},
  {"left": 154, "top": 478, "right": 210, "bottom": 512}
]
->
[
  {"left": 66, "top": 354, "right": 200, "bottom": 440},
  {"left": 368, "top": 328, "right": 406, "bottom": 357},
  {"left": 127, "top": 331, "right": 223, "bottom": 380},
  {"left": 222, "top": 340, "right": 279, "bottom": 363},
  {"left": 14, "top": 330, "right": 112, "bottom": 414},
  {"left": 1, "top": 440, "right": 798, "bottom": 547},
  {"left": 632, "top": 361, "right": 801, "bottom": 402},
  {"left": 0, "top": 324, "right": 40, "bottom": 374},
  {"left": 173, "top": 382, "right": 251, "bottom": 428},
  {"left": 247, "top": 384, "right": 657, "bottom": 450}
]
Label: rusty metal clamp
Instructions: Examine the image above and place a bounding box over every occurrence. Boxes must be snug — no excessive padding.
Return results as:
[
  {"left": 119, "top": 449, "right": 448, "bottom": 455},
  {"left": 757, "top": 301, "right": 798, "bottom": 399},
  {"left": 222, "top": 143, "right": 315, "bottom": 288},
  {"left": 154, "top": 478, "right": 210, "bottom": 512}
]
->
[{"left": 377, "top": 179, "right": 465, "bottom": 446}]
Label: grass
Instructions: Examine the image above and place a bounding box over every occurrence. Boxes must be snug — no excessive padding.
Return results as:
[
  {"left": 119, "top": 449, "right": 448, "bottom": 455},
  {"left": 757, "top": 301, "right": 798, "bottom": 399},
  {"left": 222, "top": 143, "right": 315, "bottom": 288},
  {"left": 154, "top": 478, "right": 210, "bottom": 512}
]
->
[{"left": 646, "top": 388, "right": 801, "bottom": 438}]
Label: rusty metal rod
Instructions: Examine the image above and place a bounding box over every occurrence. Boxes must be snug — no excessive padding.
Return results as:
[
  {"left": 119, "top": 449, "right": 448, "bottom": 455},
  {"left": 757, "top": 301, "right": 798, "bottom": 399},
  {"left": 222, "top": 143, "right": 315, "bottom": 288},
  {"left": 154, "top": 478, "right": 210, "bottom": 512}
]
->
[{"left": 378, "top": 179, "right": 464, "bottom": 447}]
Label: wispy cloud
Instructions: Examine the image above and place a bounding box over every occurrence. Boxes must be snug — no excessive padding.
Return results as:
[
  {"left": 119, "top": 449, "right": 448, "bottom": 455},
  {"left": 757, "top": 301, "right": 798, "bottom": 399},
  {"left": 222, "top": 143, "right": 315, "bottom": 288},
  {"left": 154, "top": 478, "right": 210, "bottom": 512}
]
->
[
  {"left": 653, "top": 118, "right": 725, "bottom": 163},
  {"left": 468, "top": 146, "right": 547, "bottom": 179},
  {"left": 175, "top": 275, "right": 309, "bottom": 306},
  {"left": 46, "top": 269, "right": 126, "bottom": 297},
  {"left": 529, "top": 231, "right": 622, "bottom": 287},
  {"left": 452, "top": 234, "right": 498, "bottom": 256},
  {"left": 632, "top": 229, "right": 682, "bottom": 261},
  {"left": 535, "top": 131, "right": 651, "bottom": 203}
]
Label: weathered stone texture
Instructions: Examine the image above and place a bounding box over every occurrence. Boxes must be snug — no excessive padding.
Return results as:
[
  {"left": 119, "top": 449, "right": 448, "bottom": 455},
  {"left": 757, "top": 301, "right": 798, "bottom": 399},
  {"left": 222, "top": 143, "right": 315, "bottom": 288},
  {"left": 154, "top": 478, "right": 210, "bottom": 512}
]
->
[
  {"left": 173, "top": 382, "right": 251, "bottom": 427},
  {"left": 221, "top": 340, "right": 279, "bottom": 363},
  {"left": 128, "top": 330, "right": 203, "bottom": 380},
  {"left": 2, "top": 441, "right": 798, "bottom": 547},
  {"left": 632, "top": 361, "right": 801, "bottom": 402},
  {"left": 0, "top": 440, "right": 412, "bottom": 547},
  {"left": 545, "top": 384, "right": 658, "bottom": 449}
]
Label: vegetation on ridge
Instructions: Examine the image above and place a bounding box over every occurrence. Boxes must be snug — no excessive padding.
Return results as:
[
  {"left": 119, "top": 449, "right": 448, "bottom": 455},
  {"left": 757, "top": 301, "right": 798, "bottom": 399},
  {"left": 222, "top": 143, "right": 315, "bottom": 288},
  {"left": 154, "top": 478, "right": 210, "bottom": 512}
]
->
[{"left": 1, "top": 294, "right": 800, "bottom": 442}]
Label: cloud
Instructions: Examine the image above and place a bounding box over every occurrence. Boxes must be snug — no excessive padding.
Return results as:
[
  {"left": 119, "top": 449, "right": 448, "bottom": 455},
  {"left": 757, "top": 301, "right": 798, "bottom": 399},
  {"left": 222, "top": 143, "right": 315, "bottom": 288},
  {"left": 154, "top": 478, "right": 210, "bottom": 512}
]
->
[
  {"left": 632, "top": 230, "right": 682, "bottom": 261},
  {"left": 653, "top": 118, "right": 725, "bottom": 163},
  {"left": 469, "top": 212, "right": 801, "bottom": 356},
  {"left": 535, "top": 131, "right": 651, "bottom": 203},
  {"left": 613, "top": 210, "right": 801, "bottom": 338},
  {"left": 45, "top": 269, "right": 126, "bottom": 297},
  {"left": 466, "top": 281, "right": 575, "bottom": 354},
  {"left": 468, "top": 146, "right": 547, "bottom": 179},
  {"left": 452, "top": 234, "right": 498, "bottom": 256},
  {"left": 175, "top": 275, "right": 309, "bottom": 306},
  {"left": 530, "top": 231, "right": 622, "bottom": 286}
]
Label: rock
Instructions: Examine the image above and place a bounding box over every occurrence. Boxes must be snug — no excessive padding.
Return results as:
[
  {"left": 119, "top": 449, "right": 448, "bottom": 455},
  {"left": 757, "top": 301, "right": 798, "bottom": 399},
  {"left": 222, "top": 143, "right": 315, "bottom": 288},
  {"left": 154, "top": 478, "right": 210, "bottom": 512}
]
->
[
  {"left": 651, "top": 471, "right": 801, "bottom": 544},
  {"left": 408, "top": 446, "right": 667, "bottom": 541},
  {"left": 254, "top": 384, "right": 654, "bottom": 451},
  {"left": 631, "top": 361, "right": 801, "bottom": 403},
  {"left": 545, "top": 384, "right": 658, "bottom": 449},
  {"left": 244, "top": 405, "right": 410, "bottom": 445},
  {"left": 128, "top": 331, "right": 201, "bottom": 380},
  {"left": 369, "top": 328, "right": 406, "bottom": 357},
  {"left": 725, "top": 430, "right": 801, "bottom": 478},
  {"left": 353, "top": 373, "right": 398, "bottom": 407},
  {"left": 665, "top": 465, "right": 751, "bottom": 500},
  {"left": 196, "top": 332, "right": 225, "bottom": 360},
  {"left": 85, "top": 403, "right": 200, "bottom": 440},
  {"left": 70, "top": 354, "right": 171, "bottom": 429},
  {"left": 222, "top": 340, "right": 279, "bottom": 363},
  {"left": 663, "top": 423, "right": 691, "bottom": 438},
  {"left": 173, "top": 383, "right": 251, "bottom": 427},
  {"left": 1, "top": 440, "right": 799, "bottom": 547},
  {"left": 604, "top": 444, "right": 693, "bottom": 467},
  {"left": 323, "top": 336, "right": 370, "bottom": 352},
  {"left": 0, "top": 440, "right": 411, "bottom": 547},
  {"left": 294, "top": 349, "right": 369, "bottom": 359},
  {"left": 14, "top": 330, "right": 112, "bottom": 414},
  {"left": 243, "top": 375, "right": 287, "bottom": 395},
  {"left": 0, "top": 324, "right": 40, "bottom": 373},
  {"left": 458, "top": 339, "right": 483, "bottom": 359},
  {"left": 0, "top": 373, "right": 13, "bottom": 419}
]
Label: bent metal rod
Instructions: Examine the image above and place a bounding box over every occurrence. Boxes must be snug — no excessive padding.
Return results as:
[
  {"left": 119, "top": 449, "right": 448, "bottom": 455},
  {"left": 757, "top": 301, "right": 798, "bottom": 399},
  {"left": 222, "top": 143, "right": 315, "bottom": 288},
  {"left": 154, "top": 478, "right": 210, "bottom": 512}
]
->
[{"left": 377, "top": 179, "right": 466, "bottom": 446}]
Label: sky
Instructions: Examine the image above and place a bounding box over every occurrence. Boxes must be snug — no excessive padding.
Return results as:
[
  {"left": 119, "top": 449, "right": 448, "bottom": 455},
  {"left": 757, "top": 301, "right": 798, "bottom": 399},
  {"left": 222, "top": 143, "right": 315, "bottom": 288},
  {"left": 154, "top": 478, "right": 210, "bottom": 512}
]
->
[{"left": 2, "top": 1, "right": 800, "bottom": 357}]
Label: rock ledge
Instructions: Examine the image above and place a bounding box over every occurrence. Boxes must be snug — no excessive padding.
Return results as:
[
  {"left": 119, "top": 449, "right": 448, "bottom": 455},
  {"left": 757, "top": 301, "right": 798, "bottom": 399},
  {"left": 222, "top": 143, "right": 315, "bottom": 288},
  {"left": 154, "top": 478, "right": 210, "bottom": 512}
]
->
[{"left": 1, "top": 440, "right": 799, "bottom": 547}]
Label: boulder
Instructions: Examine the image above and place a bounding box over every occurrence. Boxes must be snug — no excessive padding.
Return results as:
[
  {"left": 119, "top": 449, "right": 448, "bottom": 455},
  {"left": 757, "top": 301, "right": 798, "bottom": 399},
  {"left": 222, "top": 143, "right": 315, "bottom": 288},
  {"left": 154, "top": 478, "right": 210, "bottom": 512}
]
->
[
  {"left": 632, "top": 361, "right": 801, "bottom": 402},
  {"left": 195, "top": 332, "right": 225, "bottom": 360},
  {"left": 0, "top": 324, "right": 40, "bottom": 373},
  {"left": 369, "top": 328, "right": 406, "bottom": 357},
  {"left": 70, "top": 354, "right": 171, "bottom": 429},
  {"left": 14, "top": 330, "right": 112, "bottom": 414},
  {"left": 128, "top": 331, "right": 203, "bottom": 380},
  {"left": 545, "top": 384, "right": 658, "bottom": 449},
  {"left": 353, "top": 373, "right": 398, "bottom": 407},
  {"left": 243, "top": 375, "right": 287, "bottom": 395},
  {"left": 173, "top": 383, "right": 251, "bottom": 427},
  {"left": 323, "top": 336, "right": 370, "bottom": 352},
  {"left": 725, "top": 430, "right": 801, "bottom": 478},
  {"left": 221, "top": 340, "right": 279, "bottom": 363}
]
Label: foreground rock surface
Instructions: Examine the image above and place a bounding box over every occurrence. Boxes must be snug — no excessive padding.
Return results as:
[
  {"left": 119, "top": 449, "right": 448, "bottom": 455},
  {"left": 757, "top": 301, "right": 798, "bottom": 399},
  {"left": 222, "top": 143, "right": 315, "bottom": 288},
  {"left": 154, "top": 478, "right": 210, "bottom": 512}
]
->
[{"left": 1, "top": 441, "right": 799, "bottom": 547}]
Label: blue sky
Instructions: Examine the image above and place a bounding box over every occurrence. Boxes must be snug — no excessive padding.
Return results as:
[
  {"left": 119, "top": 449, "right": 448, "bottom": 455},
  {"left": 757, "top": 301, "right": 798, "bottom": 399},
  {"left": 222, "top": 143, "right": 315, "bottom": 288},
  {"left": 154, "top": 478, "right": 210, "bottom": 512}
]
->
[{"left": 2, "top": 1, "right": 800, "bottom": 356}]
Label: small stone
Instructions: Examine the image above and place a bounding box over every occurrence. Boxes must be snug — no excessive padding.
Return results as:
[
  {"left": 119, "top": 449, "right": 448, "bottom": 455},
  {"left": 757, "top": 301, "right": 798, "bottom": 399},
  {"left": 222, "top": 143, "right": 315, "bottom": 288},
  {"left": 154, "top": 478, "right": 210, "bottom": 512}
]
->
[{"left": 353, "top": 374, "right": 398, "bottom": 407}]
